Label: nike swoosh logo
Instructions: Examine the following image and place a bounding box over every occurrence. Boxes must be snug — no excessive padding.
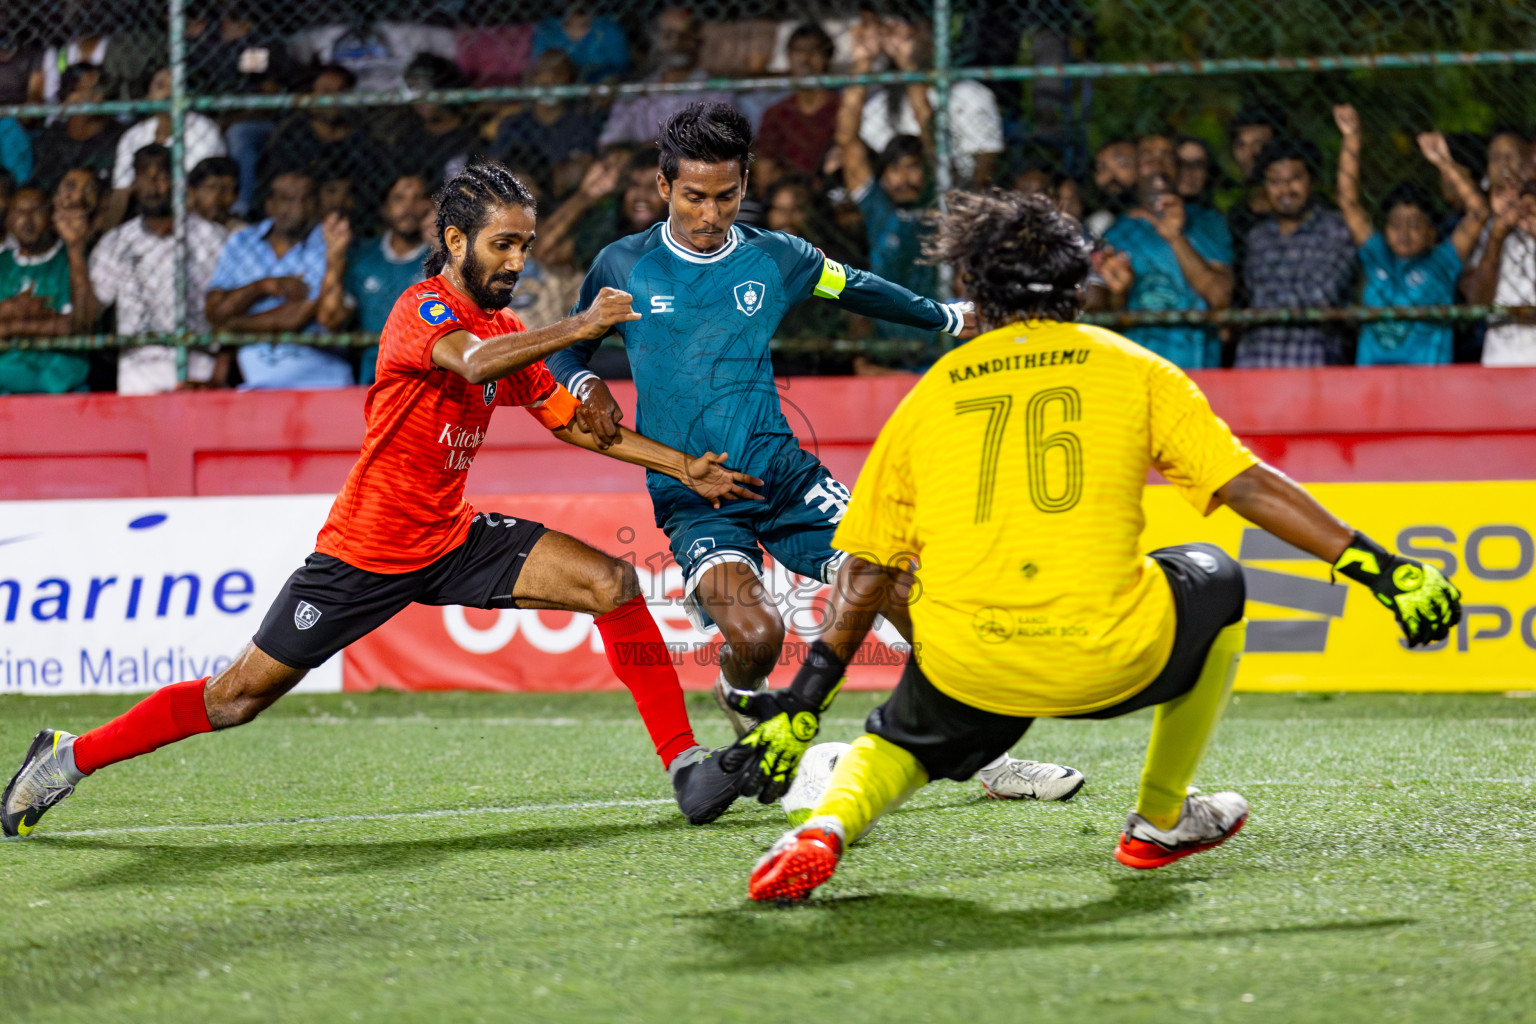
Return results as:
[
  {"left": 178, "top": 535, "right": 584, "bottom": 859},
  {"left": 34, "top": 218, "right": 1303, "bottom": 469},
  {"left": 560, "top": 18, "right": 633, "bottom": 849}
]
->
[{"left": 0, "top": 534, "right": 37, "bottom": 547}]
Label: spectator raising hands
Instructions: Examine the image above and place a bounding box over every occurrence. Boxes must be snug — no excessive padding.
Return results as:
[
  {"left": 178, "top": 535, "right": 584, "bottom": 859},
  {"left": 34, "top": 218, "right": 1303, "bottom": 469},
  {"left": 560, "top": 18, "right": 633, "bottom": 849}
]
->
[
  {"left": 1334, "top": 104, "right": 1488, "bottom": 366},
  {"left": 1416, "top": 131, "right": 1489, "bottom": 260},
  {"left": 1332, "top": 104, "right": 1370, "bottom": 245},
  {"left": 855, "top": 13, "right": 1002, "bottom": 190},
  {"left": 1462, "top": 171, "right": 1536, "bottom": 367},
  {"left": 838, "top": 19, "right": 946, "bottom": 371}
]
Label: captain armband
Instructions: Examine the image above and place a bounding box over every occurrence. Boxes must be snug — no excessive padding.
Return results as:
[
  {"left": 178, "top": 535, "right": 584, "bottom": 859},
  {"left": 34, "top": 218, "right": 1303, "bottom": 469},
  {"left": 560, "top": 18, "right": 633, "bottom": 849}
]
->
[
  {"left": 526, "top": 384, "right": 583, "bottom": 430},
  {"left": 813, "top": 256, "right": 848, "bottom": 300}
]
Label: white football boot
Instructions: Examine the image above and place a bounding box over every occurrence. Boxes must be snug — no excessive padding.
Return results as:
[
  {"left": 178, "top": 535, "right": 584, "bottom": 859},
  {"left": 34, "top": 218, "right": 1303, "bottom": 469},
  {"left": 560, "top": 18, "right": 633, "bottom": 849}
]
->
[
  {"left": 977, "top": 755, "right": 1086, "bottom": 801},
  {"left": 1115, "top": 788, "right": 1250, "bottom": 869}
]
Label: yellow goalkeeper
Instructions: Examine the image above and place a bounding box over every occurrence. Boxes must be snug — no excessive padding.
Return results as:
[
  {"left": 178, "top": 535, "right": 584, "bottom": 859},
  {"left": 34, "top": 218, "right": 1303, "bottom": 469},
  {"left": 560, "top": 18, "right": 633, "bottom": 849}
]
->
[{"left": 741, "top": 190, "right": 1461, "bottom": 903}]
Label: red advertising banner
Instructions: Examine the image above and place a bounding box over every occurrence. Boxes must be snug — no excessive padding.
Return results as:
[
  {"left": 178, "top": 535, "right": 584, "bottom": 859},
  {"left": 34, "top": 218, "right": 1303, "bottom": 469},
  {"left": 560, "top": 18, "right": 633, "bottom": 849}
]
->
[{"left": 343, "top": 494, "right": 910, "bottom": 693}]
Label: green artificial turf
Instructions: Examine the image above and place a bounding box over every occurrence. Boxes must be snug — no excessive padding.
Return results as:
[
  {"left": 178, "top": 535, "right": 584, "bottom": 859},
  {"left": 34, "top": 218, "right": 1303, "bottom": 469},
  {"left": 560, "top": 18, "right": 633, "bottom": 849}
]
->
[{"left": 1, "top": 690, "right": 1533, "bottom": 1023}]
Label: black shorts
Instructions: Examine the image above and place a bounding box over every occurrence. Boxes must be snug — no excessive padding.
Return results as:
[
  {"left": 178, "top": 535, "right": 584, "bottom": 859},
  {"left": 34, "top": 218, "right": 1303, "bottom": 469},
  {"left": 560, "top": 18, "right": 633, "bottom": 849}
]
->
[
  {"left": 865, "top": 542, "right": 1246, "bottom": 782},
  {"left": 252, "top": 512, "right": 548, "bottom": 670}
]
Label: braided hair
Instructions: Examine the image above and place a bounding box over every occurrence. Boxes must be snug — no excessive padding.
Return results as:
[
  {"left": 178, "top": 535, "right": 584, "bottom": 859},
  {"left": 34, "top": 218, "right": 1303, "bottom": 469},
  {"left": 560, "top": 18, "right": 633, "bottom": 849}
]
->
[
  {"left": 922, "top": 189, "right": 1092, "bottom": 326},
  {"left": 423, "top": 160, "right": 537, "bottom": 277}
]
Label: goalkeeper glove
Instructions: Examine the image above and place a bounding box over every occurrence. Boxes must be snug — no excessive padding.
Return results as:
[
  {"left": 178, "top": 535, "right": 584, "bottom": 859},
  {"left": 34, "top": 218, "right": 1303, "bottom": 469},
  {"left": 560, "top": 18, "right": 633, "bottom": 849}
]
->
[
  {"left": 1334, "top": 531, "right": 1461, "bottom": 647},
  {"left": 718, "top": 640, "right": 846, "bottom": 804}
]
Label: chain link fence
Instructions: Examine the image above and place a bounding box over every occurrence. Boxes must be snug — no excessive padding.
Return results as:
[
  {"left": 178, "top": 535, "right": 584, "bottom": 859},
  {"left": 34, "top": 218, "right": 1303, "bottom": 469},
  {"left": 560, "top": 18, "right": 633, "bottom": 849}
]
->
[{"left": 2, "top": 0, "right": 1536, "bottom": 389}]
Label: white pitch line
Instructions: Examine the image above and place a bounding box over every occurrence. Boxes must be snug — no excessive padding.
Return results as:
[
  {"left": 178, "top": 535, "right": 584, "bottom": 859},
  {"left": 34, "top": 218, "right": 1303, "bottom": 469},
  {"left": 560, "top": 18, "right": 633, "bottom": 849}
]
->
[
  {"left": 283, "top": 715, "right": 875, "bottom": 727},
  {"left": 276, "top": 715, "right": 1536, "bottom": 728},
  {"left": 1230, "top": 777, "right": 1536, "bottom": 786},
  {"left": 40, "top": 773, "right": 1536, "bottom": 841},
  {"left": 44, "top": 797, "right": 676, "bottom": 839},
  {"left": 293, "top": 716, "right": 591, "bottom": 726}
]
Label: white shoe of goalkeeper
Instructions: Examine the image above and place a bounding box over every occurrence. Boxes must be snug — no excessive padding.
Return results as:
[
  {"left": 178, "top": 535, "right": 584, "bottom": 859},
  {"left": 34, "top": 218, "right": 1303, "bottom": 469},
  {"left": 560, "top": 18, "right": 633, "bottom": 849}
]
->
[{"left": 978, "top": 756, "right": 1085, "bottom": 801}]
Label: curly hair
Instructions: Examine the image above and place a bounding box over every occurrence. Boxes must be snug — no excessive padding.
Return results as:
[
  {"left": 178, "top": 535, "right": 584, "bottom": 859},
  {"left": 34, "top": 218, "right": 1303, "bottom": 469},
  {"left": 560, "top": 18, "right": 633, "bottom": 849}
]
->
[
  {"left": 423, "top": 160, "right": 536, "bottom": 277},
  {"left": 922, "top": 189, "right": 1092, "bottom": 326}
]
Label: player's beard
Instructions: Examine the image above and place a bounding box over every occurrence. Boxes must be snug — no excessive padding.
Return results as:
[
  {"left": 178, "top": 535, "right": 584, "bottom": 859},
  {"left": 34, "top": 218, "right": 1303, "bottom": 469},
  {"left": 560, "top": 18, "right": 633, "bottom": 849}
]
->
[{"left": 460, "top": 247, "right": 519, "bottom": 311}]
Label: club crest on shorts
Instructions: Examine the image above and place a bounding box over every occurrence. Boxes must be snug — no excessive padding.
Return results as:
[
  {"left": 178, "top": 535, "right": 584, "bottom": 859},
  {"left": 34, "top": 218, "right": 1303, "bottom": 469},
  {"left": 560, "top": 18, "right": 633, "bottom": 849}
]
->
[
  {"left": 733, "top": 280, "right": 766, "bottom": 316},
  {"left": 294, "top": 601, "right": 323, "bottom": 630},
  {"left": 483, "top": 381, "right": 497, "bottom": 405}
]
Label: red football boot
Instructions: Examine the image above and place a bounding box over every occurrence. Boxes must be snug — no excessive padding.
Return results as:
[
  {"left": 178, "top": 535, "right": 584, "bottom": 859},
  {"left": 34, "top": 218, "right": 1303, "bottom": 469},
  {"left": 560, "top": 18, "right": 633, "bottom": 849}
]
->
[{"left": 748, "top": 822, "right": 845, "bottom": 903}]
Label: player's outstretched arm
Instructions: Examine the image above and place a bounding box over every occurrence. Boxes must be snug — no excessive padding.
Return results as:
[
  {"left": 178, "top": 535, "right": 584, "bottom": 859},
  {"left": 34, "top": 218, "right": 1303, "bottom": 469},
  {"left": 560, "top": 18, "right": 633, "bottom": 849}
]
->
[
  {"left": 431, "top": 286, "right": 641, "bottom": 385},
  {"left": 721, "top": 554, "right": 902, "bottom": 802},
  {"left": 1216, "top": 463, "right": 1461, "bottom": 646},
  {"left": 552, "top": 422, "right": 764, "bottom": 509},
  {"left": 830, "top": 264, "right": 977, "bottom": 338}
]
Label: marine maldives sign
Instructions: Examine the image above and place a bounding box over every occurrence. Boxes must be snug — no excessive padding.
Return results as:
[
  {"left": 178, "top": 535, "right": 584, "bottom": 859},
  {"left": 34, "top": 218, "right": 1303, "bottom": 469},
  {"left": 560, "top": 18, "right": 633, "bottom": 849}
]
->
[{"left": 0, "top": 495, "right": 342, "bottom": 693}]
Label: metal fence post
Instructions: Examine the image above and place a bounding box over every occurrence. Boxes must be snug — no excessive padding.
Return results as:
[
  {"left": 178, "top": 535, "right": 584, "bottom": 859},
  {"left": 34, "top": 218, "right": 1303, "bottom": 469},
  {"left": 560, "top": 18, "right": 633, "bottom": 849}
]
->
[
  {"left": 932, "top": 0, "right": 954, "bottom": 299},
  {"left": 169, "top": 0, "right": 190, "bottom": 378}
]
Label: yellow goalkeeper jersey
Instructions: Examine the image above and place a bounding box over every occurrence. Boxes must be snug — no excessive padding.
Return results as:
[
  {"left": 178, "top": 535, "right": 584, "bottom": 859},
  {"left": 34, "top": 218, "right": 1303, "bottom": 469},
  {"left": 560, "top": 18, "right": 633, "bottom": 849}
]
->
[{"left": 833, "top": 321, "right": 1258, "bottom": 716}]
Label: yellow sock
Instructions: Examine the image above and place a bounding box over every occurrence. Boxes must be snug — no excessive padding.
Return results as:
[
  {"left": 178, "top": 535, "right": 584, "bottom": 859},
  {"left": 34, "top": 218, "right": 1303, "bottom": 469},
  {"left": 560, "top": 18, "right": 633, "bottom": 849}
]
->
[
  {"left": 813, "top": 734, "right": 929, "bottom": 842},
  {"left": 1136, "top": 619, "right": 1247, "bottom": 831}
]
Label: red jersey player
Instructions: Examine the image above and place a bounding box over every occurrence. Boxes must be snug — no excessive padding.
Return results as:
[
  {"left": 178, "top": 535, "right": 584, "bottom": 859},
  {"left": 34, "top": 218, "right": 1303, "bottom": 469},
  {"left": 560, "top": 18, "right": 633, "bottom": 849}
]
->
[{"left": 3, "top": 162, "right": 765, "bottom": 839}]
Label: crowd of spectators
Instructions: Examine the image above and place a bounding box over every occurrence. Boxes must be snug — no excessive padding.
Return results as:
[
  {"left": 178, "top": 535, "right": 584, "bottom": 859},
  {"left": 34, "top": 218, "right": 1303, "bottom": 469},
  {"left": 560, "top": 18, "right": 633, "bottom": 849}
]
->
[{"left": 2, "top": 6, "right": 1536, "bottom": 396}]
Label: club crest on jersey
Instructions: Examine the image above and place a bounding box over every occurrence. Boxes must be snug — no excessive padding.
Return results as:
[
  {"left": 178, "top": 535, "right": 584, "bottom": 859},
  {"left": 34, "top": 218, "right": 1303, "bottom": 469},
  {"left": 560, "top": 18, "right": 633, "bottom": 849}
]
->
[
  {"left": 293, "top": 601, "right": 322, "bottom": 630},
  {"left": 482, "top": 381, "right": 497, "bottom": 405},
  {"left": 418, "top": 299, "right": 457, "bottom": 326},
  {"left": 733, "top": 280, "right": 766, "bottom": 316}
]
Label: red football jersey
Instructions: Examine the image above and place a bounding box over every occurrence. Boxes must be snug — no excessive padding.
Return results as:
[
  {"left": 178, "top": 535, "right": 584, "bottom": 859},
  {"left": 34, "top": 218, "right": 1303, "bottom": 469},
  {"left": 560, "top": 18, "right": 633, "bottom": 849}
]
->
[{"left": 316, "top": 275, "right": 575, "bottom": 573}]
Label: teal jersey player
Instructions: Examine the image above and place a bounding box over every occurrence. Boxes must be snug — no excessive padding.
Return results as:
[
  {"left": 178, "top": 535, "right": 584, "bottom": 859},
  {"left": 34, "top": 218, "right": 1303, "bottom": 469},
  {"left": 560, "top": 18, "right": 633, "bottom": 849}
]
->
[
  {"left": 543, "top": 109, "right": 966, "bottom": 640},
  {"left": 547, "top": 103, "right": 1077, "bottom": 803}
]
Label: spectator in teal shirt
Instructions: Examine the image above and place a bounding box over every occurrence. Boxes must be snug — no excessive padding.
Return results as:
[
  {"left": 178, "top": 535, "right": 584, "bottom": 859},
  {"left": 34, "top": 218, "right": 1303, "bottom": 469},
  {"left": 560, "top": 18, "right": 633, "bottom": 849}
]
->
[
  {"left": 1097, "top": 133, "right": 1235, "bottom": 369},
  {"left": 1333, "top": 106, "right": 1488, "bottom": 365},
  {"left": 345, "top": 173, "right": 433, "bottom": 385},
  {"left": 835, "top": 26, "right": 952, "bottom": 373},
  {"left": 0, "top": 117, "right": 31, "bottom": 185},
  {"left": 855, "top": 136, "right": 935, "bottom": 302},
  {"left": 0, "top": 185, "right": 87, "bottom": 393}
]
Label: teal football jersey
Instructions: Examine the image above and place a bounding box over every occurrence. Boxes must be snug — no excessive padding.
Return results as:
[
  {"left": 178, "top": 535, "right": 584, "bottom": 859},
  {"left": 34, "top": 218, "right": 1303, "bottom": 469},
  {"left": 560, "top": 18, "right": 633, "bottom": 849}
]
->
[{"left": 547, "top": 221, "right": 963, "bottom": 513}]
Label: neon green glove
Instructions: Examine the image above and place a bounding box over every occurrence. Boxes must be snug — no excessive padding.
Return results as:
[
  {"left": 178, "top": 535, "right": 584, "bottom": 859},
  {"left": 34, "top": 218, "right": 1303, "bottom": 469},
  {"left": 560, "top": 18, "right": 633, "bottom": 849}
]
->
[
  {"left": 1334, "top": 531, "right": 1461, "bottom": 647},
  {"left": 718, "top": 641, "right": 846, "bottom": 804}
]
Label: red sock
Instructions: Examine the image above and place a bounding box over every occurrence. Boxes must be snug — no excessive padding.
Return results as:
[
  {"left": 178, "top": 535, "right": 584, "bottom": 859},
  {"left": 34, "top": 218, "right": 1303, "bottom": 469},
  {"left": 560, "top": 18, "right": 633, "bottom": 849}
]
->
[
  {"left": 595, "top": 596, "right": 697, "bottom": 767},
  {"left": 72, "top": 678, "right": 214, "bottom": 775}
]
